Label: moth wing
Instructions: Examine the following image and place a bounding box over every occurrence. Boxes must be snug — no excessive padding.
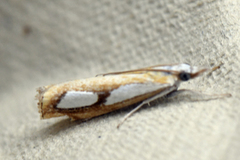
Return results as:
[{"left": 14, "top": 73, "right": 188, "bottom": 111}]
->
[{"left": 67, "top": 82, "right": 177, "bottom": 120}]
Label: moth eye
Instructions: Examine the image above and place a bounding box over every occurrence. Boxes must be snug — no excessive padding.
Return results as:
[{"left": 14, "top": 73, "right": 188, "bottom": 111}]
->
[{"left": 179, "top": 72, "right": 191, "bottom": 81}]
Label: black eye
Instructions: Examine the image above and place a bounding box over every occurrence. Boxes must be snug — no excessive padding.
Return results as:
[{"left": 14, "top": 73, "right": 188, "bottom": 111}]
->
[{"left": 179, "top": 72, "right": 191, "bottom": 81}]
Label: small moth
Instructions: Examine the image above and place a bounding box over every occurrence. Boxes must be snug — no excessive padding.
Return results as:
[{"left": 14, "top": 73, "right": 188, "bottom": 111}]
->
[{"left": 36, "top": 63, "right": 229, "bottom": 128}]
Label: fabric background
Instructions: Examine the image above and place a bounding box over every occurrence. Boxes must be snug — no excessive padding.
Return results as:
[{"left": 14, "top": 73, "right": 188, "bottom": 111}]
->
[{"left": 0, "top": 0, "right": 239, "bottom": 160}]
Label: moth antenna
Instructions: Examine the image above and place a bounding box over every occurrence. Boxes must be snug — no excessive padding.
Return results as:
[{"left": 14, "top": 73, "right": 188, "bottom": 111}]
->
[{"left": 207, "top": 62, "right": 224, "bottom": 76}]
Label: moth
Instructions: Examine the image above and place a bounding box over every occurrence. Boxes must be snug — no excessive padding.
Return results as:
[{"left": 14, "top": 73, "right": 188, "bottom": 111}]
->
[{"left": 36, "top": 63, "right": 230, "bottom": 128}]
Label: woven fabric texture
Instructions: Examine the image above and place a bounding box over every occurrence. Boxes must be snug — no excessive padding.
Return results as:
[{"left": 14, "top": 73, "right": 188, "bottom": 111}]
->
[{"left": 0, "top": 0, "right": 239, "bottom": 160}]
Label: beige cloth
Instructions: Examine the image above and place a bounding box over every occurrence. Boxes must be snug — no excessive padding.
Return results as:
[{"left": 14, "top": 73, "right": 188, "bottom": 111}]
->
[{"left": 0, "top": 1, "right": 239, "bottom": 160}]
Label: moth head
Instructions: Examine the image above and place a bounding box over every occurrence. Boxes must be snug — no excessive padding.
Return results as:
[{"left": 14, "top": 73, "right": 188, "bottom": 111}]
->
[
  {"left": 153, "top": 63, "right": 209, "bottom": 81},
  {"left": 172, "top": 63, "right": 208, "bottom": 81}
]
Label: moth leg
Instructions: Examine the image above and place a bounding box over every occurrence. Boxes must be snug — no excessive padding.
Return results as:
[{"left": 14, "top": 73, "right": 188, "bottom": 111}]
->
[
  {"left": 166, "top": 89, "right": 231, "bottom": 101},
  {"left": 117, "top": 87, "right": 176, "bottom": 129},
  {"left": 117, "top": 101, "right": 145, "bottom": 129},
  {"left": 117, "top": 89, "right": 231, "bottom": 129}
]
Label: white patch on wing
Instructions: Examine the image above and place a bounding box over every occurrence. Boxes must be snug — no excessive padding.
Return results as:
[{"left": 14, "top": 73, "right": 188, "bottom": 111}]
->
[
  {"left": 105, "top": 83, "right": 169, "bottom": 105},
  {"left": 57, "top": 91, "right": 98, "bottom": 109}
]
